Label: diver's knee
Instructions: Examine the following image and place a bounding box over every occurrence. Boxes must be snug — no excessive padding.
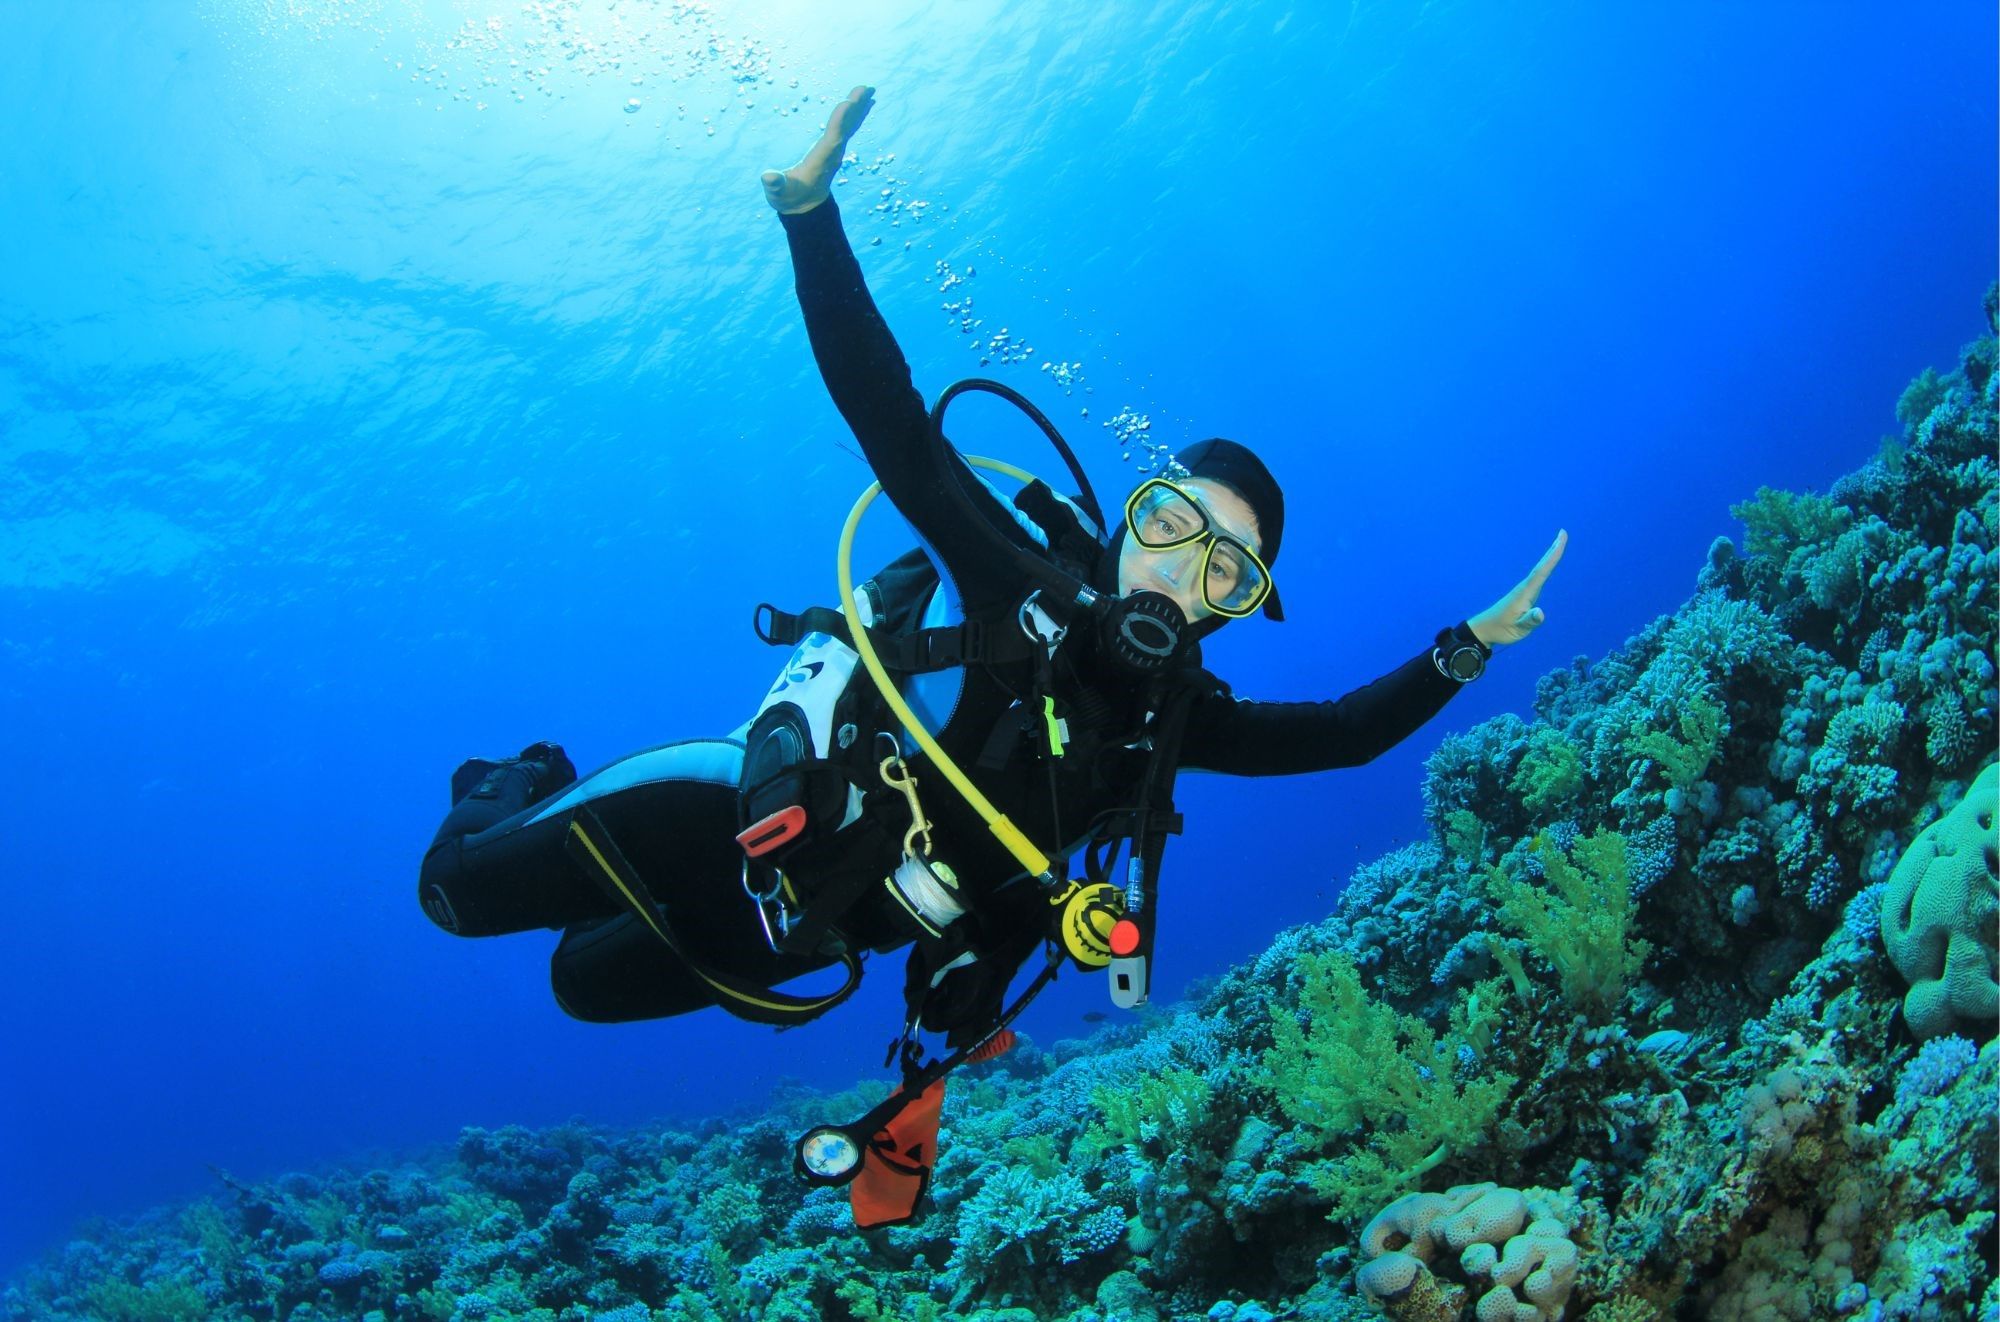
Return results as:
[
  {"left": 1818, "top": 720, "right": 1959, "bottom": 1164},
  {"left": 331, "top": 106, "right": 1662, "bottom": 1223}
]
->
[
  {"left": 550, "top": 959, "right": 622, "bottom": 1022},
  {"left": 417, "top": 843, "right": 470, "bottom": 935},
  {"left": 551, "top": 980, "right": 607, "bottom": 1023},
  {"left": 550, "top": 919, "right": 709, "bottom": 1024}
]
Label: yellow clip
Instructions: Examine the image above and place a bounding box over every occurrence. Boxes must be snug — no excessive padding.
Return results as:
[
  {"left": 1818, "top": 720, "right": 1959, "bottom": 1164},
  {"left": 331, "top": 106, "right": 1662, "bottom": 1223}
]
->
[
  {"left": 880, "top": 753, "right": 933, "bottom": 859},
  {"left": 1042, "top": 695, "right": 1066, "bottom": 757}
]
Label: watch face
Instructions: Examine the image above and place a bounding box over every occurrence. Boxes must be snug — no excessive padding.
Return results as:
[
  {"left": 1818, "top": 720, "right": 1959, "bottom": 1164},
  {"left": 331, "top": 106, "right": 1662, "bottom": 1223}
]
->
[{"left": 1450, "top": 648, "right": 1482, "bottom": 680}]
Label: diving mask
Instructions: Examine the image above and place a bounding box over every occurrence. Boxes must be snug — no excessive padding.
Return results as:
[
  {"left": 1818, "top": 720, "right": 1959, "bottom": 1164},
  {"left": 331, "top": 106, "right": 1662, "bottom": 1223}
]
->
[{"left": 1124, "top": 479, "right": 1274, "bottom": 618}]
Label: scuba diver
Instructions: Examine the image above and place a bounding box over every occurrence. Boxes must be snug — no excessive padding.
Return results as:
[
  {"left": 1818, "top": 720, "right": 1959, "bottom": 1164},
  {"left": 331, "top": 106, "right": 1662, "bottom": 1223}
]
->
[{"left": 417, "top": 85, "right": 1566, "bottom": 1225}]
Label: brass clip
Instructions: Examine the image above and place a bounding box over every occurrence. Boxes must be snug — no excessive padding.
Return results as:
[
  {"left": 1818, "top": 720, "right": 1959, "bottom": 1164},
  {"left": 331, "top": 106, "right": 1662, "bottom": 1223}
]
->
[{"left": 878, "top": 750, "right": 934, "bottom": 859}]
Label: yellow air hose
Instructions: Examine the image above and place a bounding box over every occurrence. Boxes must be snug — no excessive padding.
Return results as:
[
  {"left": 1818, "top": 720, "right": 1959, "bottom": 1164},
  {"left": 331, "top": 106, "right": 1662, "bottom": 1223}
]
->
[{"left": 836, "top": 457, "right": 1058, "bottom": 886}]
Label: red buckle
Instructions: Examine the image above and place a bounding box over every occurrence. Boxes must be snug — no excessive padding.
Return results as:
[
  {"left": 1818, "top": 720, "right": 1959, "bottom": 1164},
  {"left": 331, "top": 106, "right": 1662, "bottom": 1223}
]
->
[
  {"left": 1109, "top": 919, "right": 1143, "bottom": 958},
  {"left": 736, "top": 806, "right": 808, "bottom": 857}
]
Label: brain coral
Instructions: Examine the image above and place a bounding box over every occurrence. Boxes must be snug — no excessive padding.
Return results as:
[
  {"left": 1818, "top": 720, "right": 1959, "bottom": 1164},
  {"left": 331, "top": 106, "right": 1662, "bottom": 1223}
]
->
[
  {"left": 1881, "top": 762, "right": 1999, "bottom": 1038},
  {"left": 1356, "top": 1183, "right": 1579, "bottom": 1322}
]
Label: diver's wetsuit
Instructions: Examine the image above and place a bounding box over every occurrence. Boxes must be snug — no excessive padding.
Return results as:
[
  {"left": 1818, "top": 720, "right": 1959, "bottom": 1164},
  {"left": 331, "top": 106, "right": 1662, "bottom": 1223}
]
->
[{"left": 418, "top": 197, "right": 1470, "bottom": 1028}]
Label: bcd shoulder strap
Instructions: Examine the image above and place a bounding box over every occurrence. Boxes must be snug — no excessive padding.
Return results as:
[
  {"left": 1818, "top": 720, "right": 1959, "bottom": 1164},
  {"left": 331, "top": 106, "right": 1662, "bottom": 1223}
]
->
[
  {"left": 1012, "top": 479, "right": 1107, "bottom": 569},
  {"left": 754, "top": 603, "right": 1034, "bottom": 672},
  {"left": 754, "top": 494, "right": 1105, "bottom": 674}
]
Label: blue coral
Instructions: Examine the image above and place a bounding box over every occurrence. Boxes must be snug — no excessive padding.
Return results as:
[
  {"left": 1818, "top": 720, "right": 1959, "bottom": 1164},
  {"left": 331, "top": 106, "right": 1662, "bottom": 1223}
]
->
[
  {"left": 1894, "top": 1035, "right": 1978, "bottom": 1108},
  {"left": 1626, "top": 814, "right": 1679, "bottom": 896},
  {"left": 782, "top": 1192, "right": 852, "bottom": 1243},
  {"left": 1843, "top": 883, "right": 1886, "bottom": 945},
  {"left": 1806, "top": 855, "right": 1845, "bottom": 911},
  {"left": 1060, "top": 1205, "right": 1129, "bottom": 1264},
  {"left": 1925, "top": 696, "right": 1979, "bottom": 768}
]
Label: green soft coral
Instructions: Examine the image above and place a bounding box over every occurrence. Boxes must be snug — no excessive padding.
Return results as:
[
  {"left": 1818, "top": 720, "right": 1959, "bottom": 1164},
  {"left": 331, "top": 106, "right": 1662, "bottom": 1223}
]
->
[
  {"left": 1258, "top": 951, "right": 1515, "bottom": 1228},
  {"left": 836, "top": 1279, "right": 944, "bottom": 1322},
  {"left": 1625, "top": 691, "right": 1725, "bottom": 794},
  {"left": 1510, "top": 726, "right": 1585, "bottom": 817},
  {"left": 1486, "top": 830, "right": 1651, "bottom": 1020},
  {"left": 77, "top": 1281, "right": 209, "bottom": 1322},
  {"left": 1442, "top": 807, "right": 1488, "bottom": 864},
  {"left": 1729, "top": 485, "right": 1853, "bottom": 598},
  {"left": 1078, "top": 1065, "right": 1211, "bottom": 1160},
  {"left": 178, "top": 1201, "right": 244, "bottom": 1273}
]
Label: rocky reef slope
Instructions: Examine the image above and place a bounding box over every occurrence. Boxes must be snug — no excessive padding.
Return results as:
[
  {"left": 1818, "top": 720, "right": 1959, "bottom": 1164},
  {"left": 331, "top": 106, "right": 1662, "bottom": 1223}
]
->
[{"left": 6, "top": 292, "right": 1995, "bottom": 1322}]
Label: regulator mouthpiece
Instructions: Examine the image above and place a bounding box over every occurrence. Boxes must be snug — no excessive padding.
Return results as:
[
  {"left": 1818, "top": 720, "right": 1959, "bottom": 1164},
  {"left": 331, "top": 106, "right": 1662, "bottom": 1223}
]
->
[{"left": 1099, "top": 590, "right": 1188, "bottom": 673}]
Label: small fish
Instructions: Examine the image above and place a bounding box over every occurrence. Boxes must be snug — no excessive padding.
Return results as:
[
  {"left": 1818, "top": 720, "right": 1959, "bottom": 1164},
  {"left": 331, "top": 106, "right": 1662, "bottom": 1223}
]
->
[{"left": 1081, "top": 1011, "right": 1108, "bottom": 1023}]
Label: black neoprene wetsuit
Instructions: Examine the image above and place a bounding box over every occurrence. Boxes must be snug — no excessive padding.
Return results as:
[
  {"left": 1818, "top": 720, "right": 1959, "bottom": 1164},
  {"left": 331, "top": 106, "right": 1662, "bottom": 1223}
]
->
[{"left": 417, "top": 197, "right": 1470, "bottom": 1029}]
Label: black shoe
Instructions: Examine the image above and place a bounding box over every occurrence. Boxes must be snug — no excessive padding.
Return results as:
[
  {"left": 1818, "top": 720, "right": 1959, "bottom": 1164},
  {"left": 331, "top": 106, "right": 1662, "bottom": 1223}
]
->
[
  {"left": 449, "top": 742, "right": 578, "bottom": 807},
  {"left": 449, "top": 757, "right": 505, "bottom": 804}
]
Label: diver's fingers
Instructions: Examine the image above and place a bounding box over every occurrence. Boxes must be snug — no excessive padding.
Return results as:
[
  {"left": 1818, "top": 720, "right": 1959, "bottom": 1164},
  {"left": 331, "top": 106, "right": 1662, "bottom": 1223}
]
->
[
  {"left": 1521, "top": 529, "right": 1567, "bottom": 597},
  {"left": 830, "top": 85, "right": 875, "bottom": 142}
]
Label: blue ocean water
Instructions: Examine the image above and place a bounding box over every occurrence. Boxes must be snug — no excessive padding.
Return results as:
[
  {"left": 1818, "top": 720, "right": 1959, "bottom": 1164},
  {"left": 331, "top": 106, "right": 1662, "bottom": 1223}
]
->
[{"left": 0, "top": 0, "right": 1990, "bottom": 1282}]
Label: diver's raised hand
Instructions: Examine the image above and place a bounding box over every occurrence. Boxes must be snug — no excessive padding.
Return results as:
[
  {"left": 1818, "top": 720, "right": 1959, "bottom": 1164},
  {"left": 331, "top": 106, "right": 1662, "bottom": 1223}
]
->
[
  {"left": 761, "top": 84, "right": 875, "bottom": 215},
  {"left": 1467, "top": 530, "right": 1567, "bottom": 647}
]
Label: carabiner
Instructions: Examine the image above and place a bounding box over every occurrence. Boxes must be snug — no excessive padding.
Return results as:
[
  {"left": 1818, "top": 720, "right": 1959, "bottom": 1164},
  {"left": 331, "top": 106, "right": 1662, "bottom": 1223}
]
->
[
  {"left": 1018, "top": 589, "right": 1067, "bottom": 650},
  {"left": 877, "top": 739, "right": 934, "bottom": 859},
  {"left": 743, "top": 857, "right": 792, "bottom": 952}
]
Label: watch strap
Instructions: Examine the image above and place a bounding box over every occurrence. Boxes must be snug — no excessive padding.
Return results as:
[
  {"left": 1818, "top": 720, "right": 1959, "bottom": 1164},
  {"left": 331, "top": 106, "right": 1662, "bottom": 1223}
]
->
[{"left": 1432, "top": 621, "right": 1490, "bottom": 683}]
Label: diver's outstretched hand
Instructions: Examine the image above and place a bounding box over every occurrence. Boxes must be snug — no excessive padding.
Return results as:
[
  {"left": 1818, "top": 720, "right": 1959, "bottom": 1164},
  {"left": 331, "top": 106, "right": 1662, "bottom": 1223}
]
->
[
  {"left": 761, "top": 85, "right": 875, "bottom": 215},
  {"left": 1467, "top": 530, "right": 1567, "bottom": 647}
]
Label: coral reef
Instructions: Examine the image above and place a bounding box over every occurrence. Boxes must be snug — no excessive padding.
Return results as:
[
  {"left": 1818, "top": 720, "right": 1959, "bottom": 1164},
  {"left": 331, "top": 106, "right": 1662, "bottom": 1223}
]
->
[{"left": 4, "top": 295, "right": 1995, "bottom": 1321}]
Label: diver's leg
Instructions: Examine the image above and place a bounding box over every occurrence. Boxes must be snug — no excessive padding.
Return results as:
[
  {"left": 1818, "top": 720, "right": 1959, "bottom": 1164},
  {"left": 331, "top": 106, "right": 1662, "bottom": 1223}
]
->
[
  {"left": 543, "top": 742, "right": 845, "bottom": 1022},
  {"left": 418, "top": 743, "right": 601, "bottom": 936},
  {"left": 548, "top": 913, "right": 836, "bottom": 1024}
]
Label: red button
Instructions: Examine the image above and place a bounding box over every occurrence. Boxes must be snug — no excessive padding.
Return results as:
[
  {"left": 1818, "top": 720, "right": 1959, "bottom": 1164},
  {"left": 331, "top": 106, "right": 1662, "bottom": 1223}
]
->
[{"left": 1109, "top": 919, "right": 1142, "bottom": 957}]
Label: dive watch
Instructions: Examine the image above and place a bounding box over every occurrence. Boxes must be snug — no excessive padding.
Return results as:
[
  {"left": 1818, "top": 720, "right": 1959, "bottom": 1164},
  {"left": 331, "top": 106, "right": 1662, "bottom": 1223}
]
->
[{"left": 1433, "top": 622, "right": 1491, "bottom": 683}]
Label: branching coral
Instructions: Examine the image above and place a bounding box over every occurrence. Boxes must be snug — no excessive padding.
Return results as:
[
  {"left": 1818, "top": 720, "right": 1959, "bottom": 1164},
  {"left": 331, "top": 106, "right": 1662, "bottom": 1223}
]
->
[{"left": 942, "top": 1167, "right": 1111, "bottom": 1304}]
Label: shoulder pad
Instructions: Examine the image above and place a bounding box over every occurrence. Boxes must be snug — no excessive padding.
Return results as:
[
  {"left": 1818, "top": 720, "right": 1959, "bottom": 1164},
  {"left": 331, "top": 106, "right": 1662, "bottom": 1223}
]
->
[{"left": 1013, "top": 481, "right": 1107, "bottom": 568}]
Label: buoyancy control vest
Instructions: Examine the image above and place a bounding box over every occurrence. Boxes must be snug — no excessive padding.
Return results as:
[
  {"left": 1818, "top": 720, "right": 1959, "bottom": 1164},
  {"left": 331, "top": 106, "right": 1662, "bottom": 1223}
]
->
[{"left": 735, "top": 477, "right": 1112, "bottom": 958}]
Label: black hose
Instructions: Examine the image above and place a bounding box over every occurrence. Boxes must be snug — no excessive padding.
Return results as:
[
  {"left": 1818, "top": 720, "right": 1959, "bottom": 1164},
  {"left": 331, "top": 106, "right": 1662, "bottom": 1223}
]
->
[{"left": 931, "top": 377, "right": 1107, "bottom": 531}]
